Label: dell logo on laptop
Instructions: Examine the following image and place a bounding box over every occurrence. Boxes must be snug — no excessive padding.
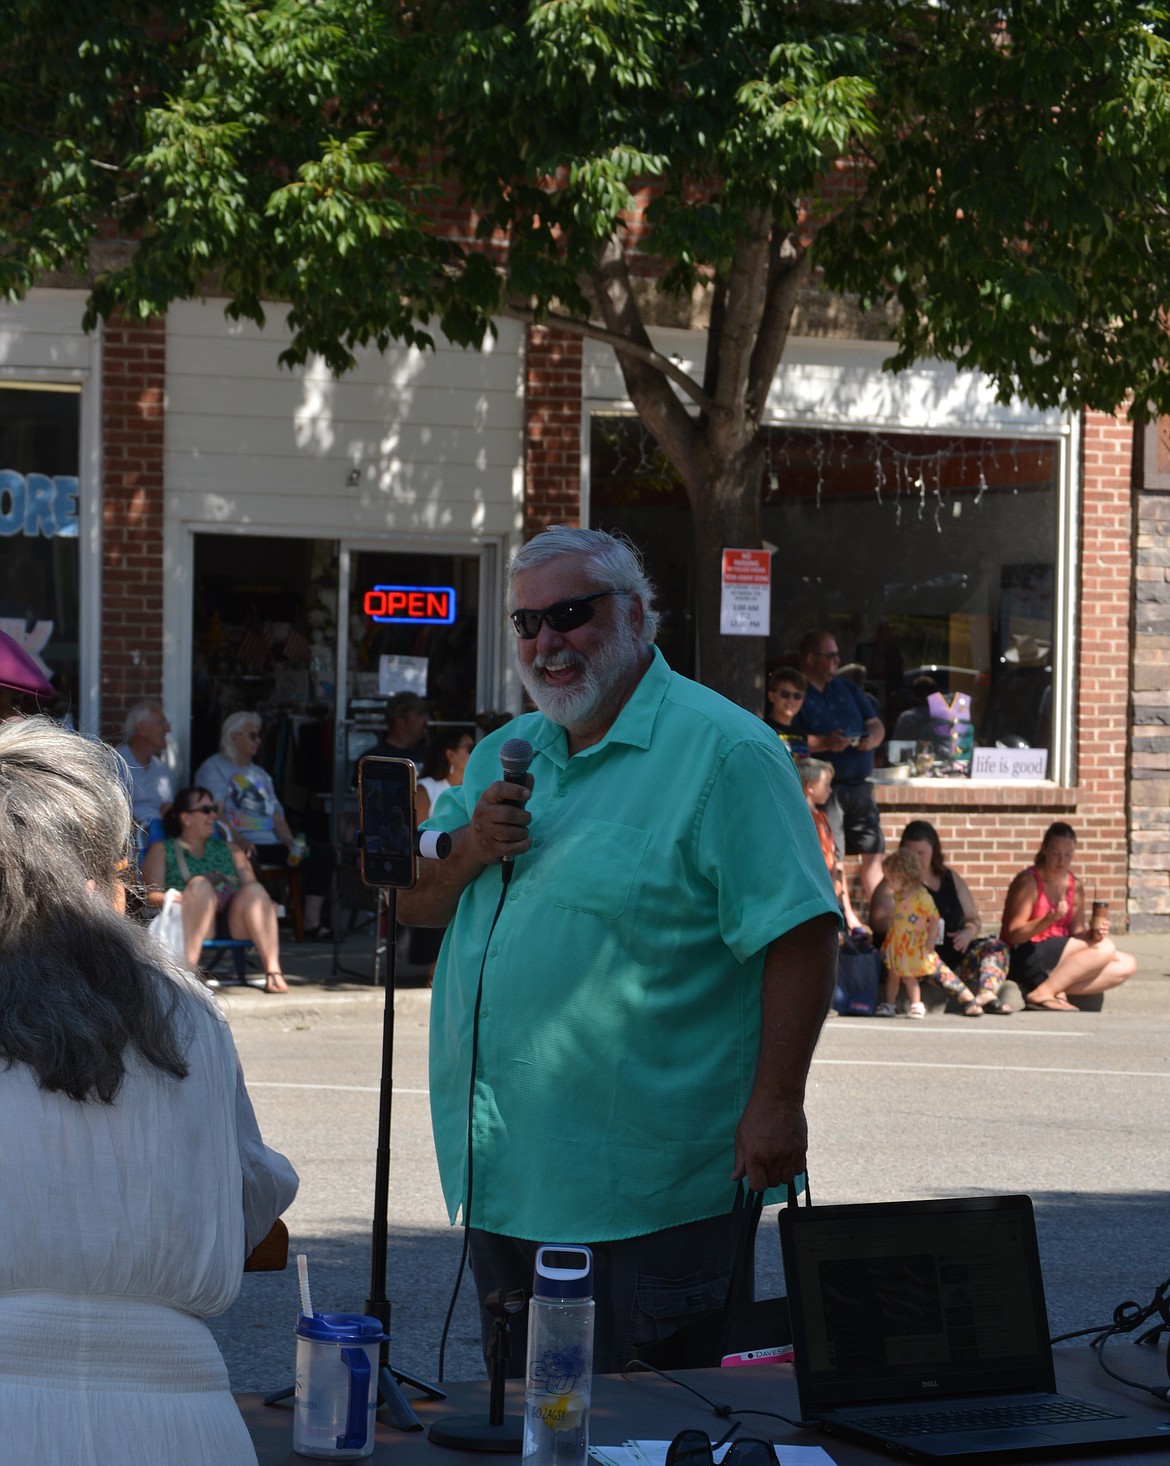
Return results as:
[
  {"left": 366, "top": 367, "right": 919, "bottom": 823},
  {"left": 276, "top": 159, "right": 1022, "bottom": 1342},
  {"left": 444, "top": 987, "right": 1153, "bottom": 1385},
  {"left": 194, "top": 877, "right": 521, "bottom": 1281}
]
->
[{"left": 922, "top": 1380, "right": 940, "bottom": 1389}]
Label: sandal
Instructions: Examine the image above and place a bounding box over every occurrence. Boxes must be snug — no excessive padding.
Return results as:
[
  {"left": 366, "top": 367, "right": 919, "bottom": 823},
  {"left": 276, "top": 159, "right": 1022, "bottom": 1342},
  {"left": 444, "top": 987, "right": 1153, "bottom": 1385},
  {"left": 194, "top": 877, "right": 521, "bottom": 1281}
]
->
[
  {"left": 981, "top": 998, "right": 1014, "bottom": 1015},
  {"left": 874, "top": 1002, "right": 897, "bottom": 1018},
  {"left": 1024, "top": 994, "right": 1076, "bottom": 1012},
  {"left": 907, "top": 1001, "right": 926, "bottom": 1019},
  {"left": 960, "top": 1001, "right": 984, "bottom": 1017},
  {"left": 264, "top": 971, "right": 289, "bottom": 994}
]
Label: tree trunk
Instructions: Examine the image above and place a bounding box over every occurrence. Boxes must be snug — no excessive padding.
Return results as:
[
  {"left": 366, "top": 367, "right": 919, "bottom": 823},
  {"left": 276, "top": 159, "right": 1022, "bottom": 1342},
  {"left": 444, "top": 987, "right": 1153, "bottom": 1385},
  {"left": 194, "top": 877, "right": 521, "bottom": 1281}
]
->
[{"left": 690, "top": 455, "right": 767, "bottom": 715}]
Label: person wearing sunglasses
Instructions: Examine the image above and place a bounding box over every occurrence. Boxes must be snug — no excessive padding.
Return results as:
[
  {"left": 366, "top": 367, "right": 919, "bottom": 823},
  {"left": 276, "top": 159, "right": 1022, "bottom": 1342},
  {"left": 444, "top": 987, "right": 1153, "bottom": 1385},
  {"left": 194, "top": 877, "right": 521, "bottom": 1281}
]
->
[
  {"left": 796, "top": 628, "right": 887, "bottom": 902},
  {"left": 142, "top": 786, "right": 288, "bottom": 991},
  {"left": 763, "top": 666, "right": 809, "bottom": 758},
  {"left": 400, "top": 526, "right": 839, "bottom": 1378}
]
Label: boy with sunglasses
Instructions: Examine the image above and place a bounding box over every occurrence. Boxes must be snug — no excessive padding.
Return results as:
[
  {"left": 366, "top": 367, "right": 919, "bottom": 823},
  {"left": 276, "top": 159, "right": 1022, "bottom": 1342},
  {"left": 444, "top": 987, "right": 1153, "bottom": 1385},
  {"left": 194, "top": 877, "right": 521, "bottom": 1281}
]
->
[
  {"left": 764, "top": 667, "right": 808, "bottom": 758},
  {"left": 400, "top": 527, "right": 838, "bottom": 1380}
]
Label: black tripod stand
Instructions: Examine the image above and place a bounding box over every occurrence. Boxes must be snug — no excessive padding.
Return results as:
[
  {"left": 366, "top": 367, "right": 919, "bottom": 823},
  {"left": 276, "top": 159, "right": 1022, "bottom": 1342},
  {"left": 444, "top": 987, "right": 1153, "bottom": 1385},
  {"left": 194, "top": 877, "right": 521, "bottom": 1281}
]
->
[
  {"left": 265, "top": 883, "right": 445, "bottom": 1427},
  {"left": 363, "top": 884, "right": 446, "bottom": 1428}
]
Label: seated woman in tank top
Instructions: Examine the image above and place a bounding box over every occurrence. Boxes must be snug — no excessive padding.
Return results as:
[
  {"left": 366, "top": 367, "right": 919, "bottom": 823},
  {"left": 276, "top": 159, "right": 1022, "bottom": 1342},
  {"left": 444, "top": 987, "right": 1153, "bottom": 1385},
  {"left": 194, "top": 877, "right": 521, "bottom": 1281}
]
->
[{"left": 999, "top": 821, "right": 1136, "bottom": 1011}]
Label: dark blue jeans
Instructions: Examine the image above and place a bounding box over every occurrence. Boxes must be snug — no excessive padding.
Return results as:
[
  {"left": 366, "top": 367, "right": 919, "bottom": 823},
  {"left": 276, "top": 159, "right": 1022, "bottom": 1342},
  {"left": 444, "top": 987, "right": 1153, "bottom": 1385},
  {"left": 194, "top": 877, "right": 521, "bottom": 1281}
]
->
[{"left": 467, "top": 1190, "right": 752, "bottom": 1377}]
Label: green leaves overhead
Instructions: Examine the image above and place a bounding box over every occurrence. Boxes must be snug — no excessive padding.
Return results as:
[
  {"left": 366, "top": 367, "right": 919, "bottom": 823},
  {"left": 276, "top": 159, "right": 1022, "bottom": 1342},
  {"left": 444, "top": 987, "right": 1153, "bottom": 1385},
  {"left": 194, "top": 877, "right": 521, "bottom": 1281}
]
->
[
  {"left": 5, "top": 0, "right": 1170, "bottom": 412},
  {"left": 820, "top": 0, "right": 1170, "bottom": 416}
]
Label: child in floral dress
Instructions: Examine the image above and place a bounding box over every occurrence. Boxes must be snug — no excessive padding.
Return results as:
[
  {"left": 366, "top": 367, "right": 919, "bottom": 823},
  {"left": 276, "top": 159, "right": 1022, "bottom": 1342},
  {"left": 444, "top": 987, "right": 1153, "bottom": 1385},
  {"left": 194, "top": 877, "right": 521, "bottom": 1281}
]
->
[{"left": 878, "top": 848, "right": 984, "bottom": 1018}]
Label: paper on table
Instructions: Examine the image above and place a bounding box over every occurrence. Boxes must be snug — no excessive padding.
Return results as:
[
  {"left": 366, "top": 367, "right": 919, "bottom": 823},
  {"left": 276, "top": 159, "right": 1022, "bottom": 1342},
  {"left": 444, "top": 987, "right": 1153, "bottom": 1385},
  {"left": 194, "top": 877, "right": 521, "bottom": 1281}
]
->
[{"left": 590, "top": 1443, "right": 835, "bottom": 1466}]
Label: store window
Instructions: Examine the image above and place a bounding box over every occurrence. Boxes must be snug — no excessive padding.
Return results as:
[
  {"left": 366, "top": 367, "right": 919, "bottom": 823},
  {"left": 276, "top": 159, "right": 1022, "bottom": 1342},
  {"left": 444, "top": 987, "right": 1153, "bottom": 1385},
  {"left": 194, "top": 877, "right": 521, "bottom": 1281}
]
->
[
  {"left": 591, "top": 414, "right": 1061, "bottom": 768},
  {"left": 0, "top": 383, "right": 81, "bottom": 721}
]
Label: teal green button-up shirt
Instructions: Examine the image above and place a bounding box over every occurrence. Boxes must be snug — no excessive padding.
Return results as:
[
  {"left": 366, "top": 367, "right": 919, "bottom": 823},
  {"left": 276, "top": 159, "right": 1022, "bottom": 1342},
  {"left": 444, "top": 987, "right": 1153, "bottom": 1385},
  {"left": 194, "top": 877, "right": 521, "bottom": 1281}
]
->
[{"left": 423, "top": 648, "right": 838, "bottom": 1243}]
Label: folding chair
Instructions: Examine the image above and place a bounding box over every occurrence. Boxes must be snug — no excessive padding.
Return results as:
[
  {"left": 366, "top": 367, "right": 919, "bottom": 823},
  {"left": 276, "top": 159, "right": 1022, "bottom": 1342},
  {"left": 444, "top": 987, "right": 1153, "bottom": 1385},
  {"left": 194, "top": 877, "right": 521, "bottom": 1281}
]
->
[{"left": 200, "top": 937, "right": 255, "bottom": 985}]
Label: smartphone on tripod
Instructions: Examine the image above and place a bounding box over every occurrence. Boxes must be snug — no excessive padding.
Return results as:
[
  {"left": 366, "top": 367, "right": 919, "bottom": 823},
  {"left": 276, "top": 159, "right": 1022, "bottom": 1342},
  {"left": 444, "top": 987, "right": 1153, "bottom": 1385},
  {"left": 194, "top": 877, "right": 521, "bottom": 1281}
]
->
[{"left": 357, "top": 756, "right": 417, "bottom": 889}]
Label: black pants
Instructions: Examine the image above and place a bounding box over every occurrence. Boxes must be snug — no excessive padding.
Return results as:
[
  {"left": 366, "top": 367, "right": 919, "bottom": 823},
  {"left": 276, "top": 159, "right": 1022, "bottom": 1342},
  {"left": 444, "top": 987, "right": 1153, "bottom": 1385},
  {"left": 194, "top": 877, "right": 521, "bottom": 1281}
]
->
[{"left": 467, "top": 1191, "right": 752, "bottom": 1377}]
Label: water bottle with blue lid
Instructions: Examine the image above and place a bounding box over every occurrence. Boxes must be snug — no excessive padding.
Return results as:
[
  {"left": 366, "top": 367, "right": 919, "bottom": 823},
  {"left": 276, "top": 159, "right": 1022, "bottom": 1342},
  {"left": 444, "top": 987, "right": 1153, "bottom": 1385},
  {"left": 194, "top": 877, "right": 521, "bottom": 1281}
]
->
[{"left": 522, "top": 1245, "right": 594, "bottom": 1466}]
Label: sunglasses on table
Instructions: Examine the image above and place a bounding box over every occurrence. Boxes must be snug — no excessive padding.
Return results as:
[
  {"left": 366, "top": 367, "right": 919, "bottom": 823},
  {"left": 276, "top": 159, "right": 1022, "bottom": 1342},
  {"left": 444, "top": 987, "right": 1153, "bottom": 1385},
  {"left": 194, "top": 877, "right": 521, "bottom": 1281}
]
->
[
  {"left": 509, "top": 589, "right": 628, "bottom": 640},
  {"left": 666, "top": 1430, "right": 779, "bottom": 1466}
]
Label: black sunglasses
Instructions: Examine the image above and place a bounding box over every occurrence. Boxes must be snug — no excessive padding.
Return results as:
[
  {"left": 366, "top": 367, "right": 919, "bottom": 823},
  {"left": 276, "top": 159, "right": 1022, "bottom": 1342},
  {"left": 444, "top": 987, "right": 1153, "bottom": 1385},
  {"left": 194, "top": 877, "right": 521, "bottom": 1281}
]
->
[
  {"left": 666, "top": 1431, "right": 778, "bottom": 1466},
  {"left": 509, "top": 589, "right": 626, "bottom": 640},
  {"left": 185, "top": 804, "right": 217, "bottom": 816}
]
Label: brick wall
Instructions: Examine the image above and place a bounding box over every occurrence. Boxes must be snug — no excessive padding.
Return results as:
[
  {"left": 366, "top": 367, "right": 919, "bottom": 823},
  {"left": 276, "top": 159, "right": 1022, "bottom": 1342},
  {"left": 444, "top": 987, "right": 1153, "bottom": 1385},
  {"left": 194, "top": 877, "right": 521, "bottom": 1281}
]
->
[
  {"left": 1077, "top": 411, "right": 1138, "bottom": 923},
  {"left": 845, "top": 410, "right": 1137, "bottom": 930},
  {"left": 1131, "top": 418, "right": 1170, "bottom": 931},
  {"left": 524, "top": 325, "right": 583, "bottom": 536},
  {"left": 99, "top": 313, "right": 167, "bottom": 738}
]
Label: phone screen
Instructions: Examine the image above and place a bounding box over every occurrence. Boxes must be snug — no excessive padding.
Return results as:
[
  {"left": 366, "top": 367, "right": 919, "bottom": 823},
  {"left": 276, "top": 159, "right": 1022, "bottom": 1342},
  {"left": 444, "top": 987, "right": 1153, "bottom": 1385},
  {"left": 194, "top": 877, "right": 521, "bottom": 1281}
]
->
[{"left": 357, "top": 756, "right": 417, "bottom": 888}]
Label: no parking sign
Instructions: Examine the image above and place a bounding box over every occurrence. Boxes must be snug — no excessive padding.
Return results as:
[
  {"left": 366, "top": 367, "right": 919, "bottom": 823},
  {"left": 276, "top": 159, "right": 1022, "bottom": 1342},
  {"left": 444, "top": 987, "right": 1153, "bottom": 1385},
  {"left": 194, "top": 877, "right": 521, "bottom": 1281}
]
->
[{"left": 719, "top": 549, "right": 772, "bottom": 636}]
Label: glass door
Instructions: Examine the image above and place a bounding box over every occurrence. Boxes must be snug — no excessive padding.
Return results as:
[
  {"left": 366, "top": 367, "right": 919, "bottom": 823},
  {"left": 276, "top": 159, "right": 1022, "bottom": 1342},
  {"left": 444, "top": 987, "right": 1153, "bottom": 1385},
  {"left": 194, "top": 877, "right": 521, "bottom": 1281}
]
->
[
  {"left": 191, "top": 532, "right": 496, "bottom": 848},
  {"left": 332, "top": 542, "right": 493, "bottom": 842}
]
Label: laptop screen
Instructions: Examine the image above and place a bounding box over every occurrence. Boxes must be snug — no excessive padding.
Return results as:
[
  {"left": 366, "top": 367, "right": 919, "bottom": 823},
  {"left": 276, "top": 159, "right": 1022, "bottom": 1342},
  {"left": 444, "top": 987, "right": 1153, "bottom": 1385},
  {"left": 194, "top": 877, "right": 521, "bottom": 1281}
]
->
[{"left": 781, "top": 1196, "right": 1056, "bottom": 1411}]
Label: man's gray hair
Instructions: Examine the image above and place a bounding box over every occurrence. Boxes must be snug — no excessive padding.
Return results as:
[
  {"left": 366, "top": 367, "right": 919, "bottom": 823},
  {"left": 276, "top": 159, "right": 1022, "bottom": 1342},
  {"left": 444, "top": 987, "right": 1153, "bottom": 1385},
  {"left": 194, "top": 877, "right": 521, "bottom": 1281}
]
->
[
  {"left": 219, "top": 709, "right": 261, "bottom": 757},
  {"left": 122, "top": 699, "right": 162, "bottom": 743},
  {"left": 507, "top": 526, "right": 660, "bottom": 643}
]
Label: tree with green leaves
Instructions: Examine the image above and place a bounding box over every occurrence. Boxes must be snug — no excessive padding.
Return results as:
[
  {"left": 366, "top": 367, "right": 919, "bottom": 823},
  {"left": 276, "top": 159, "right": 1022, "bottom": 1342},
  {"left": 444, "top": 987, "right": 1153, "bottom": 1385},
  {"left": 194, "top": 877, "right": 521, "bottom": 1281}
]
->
[{"left": 4, "top": 0, "right": 1170, "bottom": 705}]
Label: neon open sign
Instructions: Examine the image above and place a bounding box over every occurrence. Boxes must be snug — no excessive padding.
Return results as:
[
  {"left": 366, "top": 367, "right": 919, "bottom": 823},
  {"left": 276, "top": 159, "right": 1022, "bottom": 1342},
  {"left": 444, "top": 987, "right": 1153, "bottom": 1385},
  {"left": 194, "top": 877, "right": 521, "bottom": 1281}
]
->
[{"left": 364, "top": 584, "right": 457, "bottom": 625}]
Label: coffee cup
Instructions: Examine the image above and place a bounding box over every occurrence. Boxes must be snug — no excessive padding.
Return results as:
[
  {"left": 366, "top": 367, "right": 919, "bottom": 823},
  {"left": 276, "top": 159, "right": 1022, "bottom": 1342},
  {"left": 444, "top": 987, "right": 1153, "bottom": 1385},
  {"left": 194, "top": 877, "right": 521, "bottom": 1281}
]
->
[
  {"left": 1090, "top": 900, "right": 1108, "bottom": 936},
  {"left": 294, "top": 1312, "right": 384, "bottom": 1459}
]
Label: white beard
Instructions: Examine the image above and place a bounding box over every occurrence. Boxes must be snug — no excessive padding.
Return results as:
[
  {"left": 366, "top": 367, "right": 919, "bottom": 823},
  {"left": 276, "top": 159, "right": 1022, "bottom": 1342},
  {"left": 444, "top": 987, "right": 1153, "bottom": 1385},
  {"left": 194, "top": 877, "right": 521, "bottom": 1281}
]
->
[{"left": 517, "top": 615, "right": 643, "bottom": 731}]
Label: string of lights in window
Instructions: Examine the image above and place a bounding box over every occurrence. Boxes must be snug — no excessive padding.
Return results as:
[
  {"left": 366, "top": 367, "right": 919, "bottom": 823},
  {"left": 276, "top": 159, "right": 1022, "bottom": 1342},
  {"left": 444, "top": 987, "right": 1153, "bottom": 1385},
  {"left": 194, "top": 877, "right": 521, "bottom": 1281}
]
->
[
  {"left": 591, "top": 413, "right": 1053, "bottom": 532},
  {"left": 760, "top": 426, "right": 1048, "bottom": 530}
]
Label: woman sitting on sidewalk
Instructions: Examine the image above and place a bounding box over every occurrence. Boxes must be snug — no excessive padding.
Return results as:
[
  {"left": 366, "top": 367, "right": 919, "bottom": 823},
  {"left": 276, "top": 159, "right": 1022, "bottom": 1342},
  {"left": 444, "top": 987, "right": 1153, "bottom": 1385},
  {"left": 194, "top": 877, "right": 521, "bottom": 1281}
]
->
[
  {"left": 870, "top": 819, "right": 1013, "bottom": 1012},
  {"left": 1000, "top": 821, "right": 1136, "bottom": 1011},
  {"left": 142, "top": 786, "right": 288, "bottom": 992}
]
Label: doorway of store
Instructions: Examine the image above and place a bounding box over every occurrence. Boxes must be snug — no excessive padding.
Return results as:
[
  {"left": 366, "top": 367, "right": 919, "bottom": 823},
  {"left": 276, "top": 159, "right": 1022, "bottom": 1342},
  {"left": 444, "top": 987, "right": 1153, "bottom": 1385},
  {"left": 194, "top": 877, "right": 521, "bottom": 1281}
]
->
[{"left": 190, "top": 533, "right": 488, "bottom": 866}]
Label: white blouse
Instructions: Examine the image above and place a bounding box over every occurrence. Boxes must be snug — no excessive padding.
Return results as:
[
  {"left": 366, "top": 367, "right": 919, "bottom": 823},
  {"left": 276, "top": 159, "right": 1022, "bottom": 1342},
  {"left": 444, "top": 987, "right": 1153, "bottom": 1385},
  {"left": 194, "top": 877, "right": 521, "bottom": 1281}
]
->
[{"left": 0, "top": 978, "right": 298, "bottom": 1463}]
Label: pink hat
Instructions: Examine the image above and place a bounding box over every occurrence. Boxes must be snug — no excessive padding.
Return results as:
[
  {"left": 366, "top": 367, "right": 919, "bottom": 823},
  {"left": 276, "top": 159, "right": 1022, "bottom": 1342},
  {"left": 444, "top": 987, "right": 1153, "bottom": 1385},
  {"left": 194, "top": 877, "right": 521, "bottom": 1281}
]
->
[{"left": 0, "top": 628, "right": 54, "bottom": 698}]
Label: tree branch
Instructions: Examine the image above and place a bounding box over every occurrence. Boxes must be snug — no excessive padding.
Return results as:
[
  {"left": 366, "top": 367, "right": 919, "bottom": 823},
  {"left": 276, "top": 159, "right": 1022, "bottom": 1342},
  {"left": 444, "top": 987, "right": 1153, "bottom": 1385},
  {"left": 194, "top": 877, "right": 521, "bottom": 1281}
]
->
[
  {"left": 588, "top": 236, "right": 714, "bottom": 491},
  {"left": 499, "top": 301, "right": 715, "bottom": 416},
  {"left": 747, "top": 235, "right": 811, "bottom": 422},
  {"left": 709, "top": 208, "right": 772, "bottom": 455}
]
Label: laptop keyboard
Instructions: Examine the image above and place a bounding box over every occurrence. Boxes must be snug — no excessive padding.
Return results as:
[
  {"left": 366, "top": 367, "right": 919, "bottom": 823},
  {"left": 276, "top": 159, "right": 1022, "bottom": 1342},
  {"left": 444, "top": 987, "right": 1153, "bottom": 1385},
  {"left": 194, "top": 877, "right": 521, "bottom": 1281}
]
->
[{"left": 858, "top": 1398, "right": 1123, "bottom": 1437}]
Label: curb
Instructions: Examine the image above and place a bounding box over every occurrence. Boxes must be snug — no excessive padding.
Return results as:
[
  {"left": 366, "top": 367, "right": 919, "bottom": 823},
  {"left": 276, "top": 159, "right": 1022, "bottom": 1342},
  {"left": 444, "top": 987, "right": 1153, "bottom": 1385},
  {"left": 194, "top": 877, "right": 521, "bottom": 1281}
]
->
[{"left": 210, "top": 981, "right": 432, "bottom": 1023}]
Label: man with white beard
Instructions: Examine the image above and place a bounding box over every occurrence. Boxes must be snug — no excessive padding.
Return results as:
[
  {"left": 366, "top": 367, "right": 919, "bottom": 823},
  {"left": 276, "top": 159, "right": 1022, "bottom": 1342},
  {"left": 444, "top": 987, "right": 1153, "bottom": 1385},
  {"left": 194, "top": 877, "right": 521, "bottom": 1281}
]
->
[{"left": 399, "top": 526, "right": 838, "bottom": 1376}]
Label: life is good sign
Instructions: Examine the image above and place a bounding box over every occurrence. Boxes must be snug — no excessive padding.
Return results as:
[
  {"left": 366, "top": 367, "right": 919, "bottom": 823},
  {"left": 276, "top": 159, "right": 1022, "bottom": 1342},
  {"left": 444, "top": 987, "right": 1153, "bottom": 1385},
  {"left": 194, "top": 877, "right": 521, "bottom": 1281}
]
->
[
  {"left": 720, "top": 549, "right": 772, "bottom": 636},
  {"left": 971, "top": 746, "right": 1050, "bottom": 780}
]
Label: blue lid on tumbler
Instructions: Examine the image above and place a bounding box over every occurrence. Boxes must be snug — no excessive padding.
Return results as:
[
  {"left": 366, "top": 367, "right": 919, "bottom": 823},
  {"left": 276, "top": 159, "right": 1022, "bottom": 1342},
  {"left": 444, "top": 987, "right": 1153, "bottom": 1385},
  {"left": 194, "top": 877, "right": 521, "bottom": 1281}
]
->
[
  {"left": 533, "top": 1245, "right": 593, "bottom": 1300},
  {"left": 295, "top": 1311, "right": 385, "bottom": 1343}
]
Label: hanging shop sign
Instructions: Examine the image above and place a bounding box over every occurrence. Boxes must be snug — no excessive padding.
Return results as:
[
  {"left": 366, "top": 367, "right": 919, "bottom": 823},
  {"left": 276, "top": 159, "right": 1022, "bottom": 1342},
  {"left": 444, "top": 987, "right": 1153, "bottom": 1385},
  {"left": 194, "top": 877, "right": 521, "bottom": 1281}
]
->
[
  {"left": 719, "top": 549, "right": 772, "bottom": 636},
  {"left": 363, "top": 584, "right": 457, "bottom": 625},
  {"left": 0, "top": 472, "right": 79, "bottom": 538}
]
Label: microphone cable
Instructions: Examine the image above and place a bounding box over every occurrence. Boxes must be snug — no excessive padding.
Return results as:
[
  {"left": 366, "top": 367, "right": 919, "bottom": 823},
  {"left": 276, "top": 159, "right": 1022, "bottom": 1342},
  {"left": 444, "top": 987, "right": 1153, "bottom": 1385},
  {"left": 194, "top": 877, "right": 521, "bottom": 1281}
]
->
[
  {"left": 434, "top": 870, "right": 509, "bottom": 1381},
  {"left": 436, "top": 737, "right": 534, "bottom": 1380}
]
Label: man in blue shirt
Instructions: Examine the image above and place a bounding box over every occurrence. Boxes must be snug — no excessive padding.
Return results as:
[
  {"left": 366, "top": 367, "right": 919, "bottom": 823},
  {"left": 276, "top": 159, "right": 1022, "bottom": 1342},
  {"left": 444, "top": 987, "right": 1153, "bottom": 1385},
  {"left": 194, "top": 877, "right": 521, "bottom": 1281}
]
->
[
  {"left": 796, "top": 628, "right": 886, "bottom": 901},
  {"left": 400, "top": 528, "right": 838, "bottom": 1375}
]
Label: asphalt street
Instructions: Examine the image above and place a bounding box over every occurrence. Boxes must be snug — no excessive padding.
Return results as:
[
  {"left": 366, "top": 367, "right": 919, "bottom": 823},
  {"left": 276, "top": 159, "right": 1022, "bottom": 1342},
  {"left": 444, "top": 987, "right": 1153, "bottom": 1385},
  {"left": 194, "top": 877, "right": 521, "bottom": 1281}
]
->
[{"left": 208, "top": 930, "right": 1170, "bottom": 1399}]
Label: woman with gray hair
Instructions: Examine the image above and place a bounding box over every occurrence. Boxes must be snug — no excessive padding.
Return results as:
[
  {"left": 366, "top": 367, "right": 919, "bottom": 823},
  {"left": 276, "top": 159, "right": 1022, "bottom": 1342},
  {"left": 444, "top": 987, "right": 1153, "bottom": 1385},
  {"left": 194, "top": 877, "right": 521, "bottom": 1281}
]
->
[
  {"left": 0, "top": 717, "right": 297, "bottom": 1463},
  {"left": 194, "top": 710, "right": 335, "bottom": 939}
]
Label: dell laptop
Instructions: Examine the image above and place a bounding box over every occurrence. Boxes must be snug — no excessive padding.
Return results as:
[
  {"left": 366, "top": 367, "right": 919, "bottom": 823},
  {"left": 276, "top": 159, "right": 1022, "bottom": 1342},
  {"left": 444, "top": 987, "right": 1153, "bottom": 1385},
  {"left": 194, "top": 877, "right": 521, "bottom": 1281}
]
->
[{"left": 779, "top": 1194, "right": 1170, "bottom": 1460}]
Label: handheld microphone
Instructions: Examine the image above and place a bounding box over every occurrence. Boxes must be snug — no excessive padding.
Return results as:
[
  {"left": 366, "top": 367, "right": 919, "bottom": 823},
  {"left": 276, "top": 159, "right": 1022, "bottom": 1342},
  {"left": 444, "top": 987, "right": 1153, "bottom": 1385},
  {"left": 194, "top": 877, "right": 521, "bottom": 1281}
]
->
[{"left": 498, "top": 737, "right": 534, "bottom": 886}]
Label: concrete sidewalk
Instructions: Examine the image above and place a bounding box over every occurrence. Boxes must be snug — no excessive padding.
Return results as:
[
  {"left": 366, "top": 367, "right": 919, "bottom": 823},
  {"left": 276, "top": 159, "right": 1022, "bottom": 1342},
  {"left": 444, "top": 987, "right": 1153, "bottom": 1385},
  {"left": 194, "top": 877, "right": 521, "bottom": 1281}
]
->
[{"left": 210, "top": 924, "right": 1170, "bottom": 1022}]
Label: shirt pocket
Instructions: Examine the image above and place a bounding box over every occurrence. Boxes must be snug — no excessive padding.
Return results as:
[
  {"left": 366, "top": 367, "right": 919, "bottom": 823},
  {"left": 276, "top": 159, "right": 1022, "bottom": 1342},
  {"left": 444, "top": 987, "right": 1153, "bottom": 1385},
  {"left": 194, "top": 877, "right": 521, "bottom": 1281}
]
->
[{"left": 542, "top": 818, "right": 650, "bottom": 920}]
